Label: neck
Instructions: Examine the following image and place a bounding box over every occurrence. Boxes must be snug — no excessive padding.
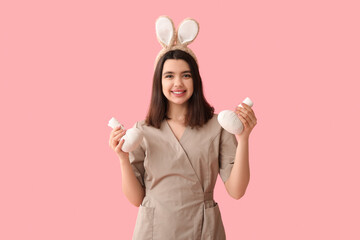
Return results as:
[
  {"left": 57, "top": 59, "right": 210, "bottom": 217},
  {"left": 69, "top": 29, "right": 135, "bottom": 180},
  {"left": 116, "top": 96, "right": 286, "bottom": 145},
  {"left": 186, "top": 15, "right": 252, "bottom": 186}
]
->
[{"left": 167, "top": 102, "right": 188, "bottom": 122}]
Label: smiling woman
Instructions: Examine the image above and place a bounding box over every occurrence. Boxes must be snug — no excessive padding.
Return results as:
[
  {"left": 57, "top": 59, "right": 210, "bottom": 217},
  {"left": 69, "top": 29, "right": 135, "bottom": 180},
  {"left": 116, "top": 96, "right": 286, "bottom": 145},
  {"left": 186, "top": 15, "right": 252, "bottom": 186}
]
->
[
  {"left": 108, "top": 16, "right": 256, "bottom": 240},
  {"left": 127, "top": 48, "right": 239, "bottom": 239}
]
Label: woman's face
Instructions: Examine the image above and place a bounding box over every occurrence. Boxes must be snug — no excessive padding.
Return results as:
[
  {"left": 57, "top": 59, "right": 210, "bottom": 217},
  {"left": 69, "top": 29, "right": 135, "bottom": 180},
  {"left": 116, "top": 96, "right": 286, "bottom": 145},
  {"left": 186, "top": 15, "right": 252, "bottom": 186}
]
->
[{"left": 161, "top": 59, "right": 194, "bottom": 107}]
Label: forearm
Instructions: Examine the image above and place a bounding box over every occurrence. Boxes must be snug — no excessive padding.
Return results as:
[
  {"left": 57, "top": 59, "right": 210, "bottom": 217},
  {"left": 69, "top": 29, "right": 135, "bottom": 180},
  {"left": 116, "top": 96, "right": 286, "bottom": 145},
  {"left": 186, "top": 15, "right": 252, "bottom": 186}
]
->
[
  {"left": 225, "top": 136, "right": 250, "bottom": 199},
  {"left": 119, "top": 157, "right": 145, "bottom": 207}
]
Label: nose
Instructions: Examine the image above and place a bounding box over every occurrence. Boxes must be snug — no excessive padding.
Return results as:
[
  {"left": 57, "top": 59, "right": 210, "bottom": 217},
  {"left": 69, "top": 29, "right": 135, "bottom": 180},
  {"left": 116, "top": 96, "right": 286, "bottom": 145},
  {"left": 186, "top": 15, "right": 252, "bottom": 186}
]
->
[{"left": 173, "top": 75, "right": 183, "bottom": 87}]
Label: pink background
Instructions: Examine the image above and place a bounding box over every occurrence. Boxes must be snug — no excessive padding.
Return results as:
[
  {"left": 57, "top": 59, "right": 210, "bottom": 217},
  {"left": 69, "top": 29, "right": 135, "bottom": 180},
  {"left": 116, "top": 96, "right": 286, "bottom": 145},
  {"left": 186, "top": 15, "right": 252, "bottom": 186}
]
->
[{"left": 1, "top": 0, "right": 359, "bottom": 239}]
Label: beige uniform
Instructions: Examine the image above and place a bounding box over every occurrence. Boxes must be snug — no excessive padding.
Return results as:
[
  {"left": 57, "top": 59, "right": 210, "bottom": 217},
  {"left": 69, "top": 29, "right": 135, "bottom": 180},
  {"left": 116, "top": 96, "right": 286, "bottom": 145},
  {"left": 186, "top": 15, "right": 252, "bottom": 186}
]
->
[{"left": 129, "top": 114, "right": 237, "bottom": 240}]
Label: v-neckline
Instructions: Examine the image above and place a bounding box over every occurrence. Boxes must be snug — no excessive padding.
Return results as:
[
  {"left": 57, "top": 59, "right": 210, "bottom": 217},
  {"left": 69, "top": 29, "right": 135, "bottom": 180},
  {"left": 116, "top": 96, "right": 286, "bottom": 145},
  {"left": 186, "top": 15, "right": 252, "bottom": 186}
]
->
[{"left": 165, "top": 119, "right": 188, "bottom": 143}]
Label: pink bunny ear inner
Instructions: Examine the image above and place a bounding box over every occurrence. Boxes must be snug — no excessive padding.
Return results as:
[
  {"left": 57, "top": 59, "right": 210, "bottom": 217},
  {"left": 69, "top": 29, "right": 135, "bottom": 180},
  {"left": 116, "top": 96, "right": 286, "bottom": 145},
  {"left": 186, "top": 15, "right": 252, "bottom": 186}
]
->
[
  {"left": 177, "top": 18, "right": 199, "bottom": 45},
  {"left": 155, "top": 16, "right": 176, "bottom": 47}
]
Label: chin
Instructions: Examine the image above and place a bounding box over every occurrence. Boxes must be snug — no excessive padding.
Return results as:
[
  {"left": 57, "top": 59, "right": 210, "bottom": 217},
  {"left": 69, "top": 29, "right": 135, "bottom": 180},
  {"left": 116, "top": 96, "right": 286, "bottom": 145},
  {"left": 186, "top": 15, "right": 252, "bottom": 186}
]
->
[{"left": 170, "top": 98, "right": 189, "bottom": 106}]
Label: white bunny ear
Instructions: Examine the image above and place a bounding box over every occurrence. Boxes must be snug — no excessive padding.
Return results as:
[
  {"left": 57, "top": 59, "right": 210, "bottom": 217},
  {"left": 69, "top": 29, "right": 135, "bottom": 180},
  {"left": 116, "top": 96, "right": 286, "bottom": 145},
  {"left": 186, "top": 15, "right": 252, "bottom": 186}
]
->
[
  {"left": 155, "top": 16, "right": 176, "bottom": 47},
  {"left": 177, "top": 18, "right": 199, "bottom": 46}
]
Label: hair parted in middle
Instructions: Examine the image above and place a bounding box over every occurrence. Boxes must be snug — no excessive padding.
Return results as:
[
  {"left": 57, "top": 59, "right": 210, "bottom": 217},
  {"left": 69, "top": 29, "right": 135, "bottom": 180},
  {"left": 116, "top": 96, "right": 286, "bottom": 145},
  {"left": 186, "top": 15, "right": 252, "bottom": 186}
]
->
[{"left": 145, "top": 49, "right": 214, "bottom": 129}]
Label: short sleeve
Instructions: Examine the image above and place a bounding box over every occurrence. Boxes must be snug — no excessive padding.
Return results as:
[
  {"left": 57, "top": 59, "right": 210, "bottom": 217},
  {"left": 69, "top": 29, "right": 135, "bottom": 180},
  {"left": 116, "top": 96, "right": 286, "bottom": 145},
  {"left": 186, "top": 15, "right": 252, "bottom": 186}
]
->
[
  {"left": 219, "top": 128, "right": 238, "bottom": 183},
  {"left": 128, "top": 121, "right": 146, "bottom": 188}
]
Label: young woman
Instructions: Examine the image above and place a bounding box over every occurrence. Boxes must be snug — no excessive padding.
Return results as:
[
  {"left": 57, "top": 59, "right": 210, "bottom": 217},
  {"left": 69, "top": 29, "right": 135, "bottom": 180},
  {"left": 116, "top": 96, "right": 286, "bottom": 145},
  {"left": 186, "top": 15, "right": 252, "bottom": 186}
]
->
[{"left": 109, "top": 49, "right": 257, "bottom": 239}]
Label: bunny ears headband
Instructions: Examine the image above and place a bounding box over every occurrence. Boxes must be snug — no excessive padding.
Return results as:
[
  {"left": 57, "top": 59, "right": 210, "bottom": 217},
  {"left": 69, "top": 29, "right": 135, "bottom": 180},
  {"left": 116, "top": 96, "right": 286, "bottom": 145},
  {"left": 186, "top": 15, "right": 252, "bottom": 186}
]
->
[{"left": 154, "top": 16, "right": 200, "bottom": 69}]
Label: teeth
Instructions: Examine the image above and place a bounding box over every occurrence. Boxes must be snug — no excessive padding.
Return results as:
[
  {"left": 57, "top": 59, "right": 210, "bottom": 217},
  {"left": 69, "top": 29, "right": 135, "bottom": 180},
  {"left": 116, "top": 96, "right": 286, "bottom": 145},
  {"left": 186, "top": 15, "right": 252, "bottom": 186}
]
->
[{"left": 173, "top": 91, "right": 185, "bottom": 94}]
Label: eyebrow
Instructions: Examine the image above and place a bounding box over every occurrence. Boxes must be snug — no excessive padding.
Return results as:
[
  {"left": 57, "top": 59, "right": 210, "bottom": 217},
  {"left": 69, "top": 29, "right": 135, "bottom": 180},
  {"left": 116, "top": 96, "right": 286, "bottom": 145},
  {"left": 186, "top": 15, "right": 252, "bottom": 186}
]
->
[{"left": 163, "top": 71, "right": 191, "bottom": 76}]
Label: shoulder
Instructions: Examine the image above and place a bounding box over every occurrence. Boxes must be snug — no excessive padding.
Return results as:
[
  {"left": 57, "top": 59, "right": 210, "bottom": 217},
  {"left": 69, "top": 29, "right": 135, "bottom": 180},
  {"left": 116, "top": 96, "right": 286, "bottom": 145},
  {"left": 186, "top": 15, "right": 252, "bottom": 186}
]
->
[
  {"left": 133, "top": 119, "right": 164, "bottom": 133},
  {"left": 133, "top": 119, "right": 147, "bottom": 130},
  {"left": 189, "top": 114, "right": 223, "bottom": 138},
  {"left": 134, "top": 119, "right": 146, "bottom": 127},
  {"left": 203, "top": 114, "right": 235, "bottom": 141},
  {"left": 202, "top": 113, "right": 222, "bottom": 131}
]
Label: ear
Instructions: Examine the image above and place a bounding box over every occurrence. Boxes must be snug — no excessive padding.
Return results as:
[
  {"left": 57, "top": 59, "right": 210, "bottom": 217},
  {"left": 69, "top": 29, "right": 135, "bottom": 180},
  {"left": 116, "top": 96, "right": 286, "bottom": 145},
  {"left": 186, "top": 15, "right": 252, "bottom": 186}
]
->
[
  {"left": 177, "top": 18, "right": 199, "bottom": 46},
  {"left": 155, "top": 16, "right": 176, "bottom": 48}
]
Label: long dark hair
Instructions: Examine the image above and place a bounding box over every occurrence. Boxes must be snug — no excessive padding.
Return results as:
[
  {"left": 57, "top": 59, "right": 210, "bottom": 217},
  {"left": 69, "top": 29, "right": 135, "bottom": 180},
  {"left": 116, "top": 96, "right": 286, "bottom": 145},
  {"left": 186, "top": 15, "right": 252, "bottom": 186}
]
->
[{"left": 145, "top": 50, "right": 214, "bottom": 129}]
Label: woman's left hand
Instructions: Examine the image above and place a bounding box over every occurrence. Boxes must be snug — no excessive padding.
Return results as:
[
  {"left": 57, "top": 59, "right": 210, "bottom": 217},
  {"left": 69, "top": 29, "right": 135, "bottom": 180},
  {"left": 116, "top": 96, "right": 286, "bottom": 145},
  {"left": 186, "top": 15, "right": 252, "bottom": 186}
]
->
[{"left": 234, "top": 103, "right": 257, "bottom": 140}]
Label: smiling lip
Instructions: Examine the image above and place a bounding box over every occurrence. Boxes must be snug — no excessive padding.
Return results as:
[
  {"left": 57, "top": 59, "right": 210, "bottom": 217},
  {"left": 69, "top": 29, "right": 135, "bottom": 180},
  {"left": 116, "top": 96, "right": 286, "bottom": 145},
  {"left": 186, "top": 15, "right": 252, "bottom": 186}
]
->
[{"left": 171, "top": 90, "right": 186, "bottom": 97}]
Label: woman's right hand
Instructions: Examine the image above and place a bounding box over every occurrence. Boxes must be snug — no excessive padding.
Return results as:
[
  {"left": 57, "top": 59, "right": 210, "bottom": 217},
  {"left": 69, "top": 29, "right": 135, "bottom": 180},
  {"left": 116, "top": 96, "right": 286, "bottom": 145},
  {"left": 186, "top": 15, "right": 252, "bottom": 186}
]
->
[{"left": 109, "top": 126, "right": 129, "bottom": 161}]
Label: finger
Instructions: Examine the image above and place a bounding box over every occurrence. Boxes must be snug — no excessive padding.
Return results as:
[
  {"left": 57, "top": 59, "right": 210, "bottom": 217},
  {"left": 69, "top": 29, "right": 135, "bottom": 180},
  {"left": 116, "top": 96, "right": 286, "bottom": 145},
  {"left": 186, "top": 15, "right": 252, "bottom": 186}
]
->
[
  {"left": 115, "top": 138, "right": 125, "bottom": 152},
  {"left": 114, "top": 132, "right": 126, "bottom": 142},
  {"left": 110, "top": 129, "right": 125, "bottom": 144},
  {"left": 111, "top": 133, "right": 121, "bottom": 147},
  {"left": 241, "top": 103, "right": 248, "bottom": 107},
  {"left": 110, "top": 131, "right": 124, "bottom": 146},
  {"left": 235, "top": 106, "right": 244, "bottom": 111},
  {"left": 239, "top": 110, "right": 257, "bottom": 127},
  {"left": 112, "top": 126, "right": 125, "bottom": 134},
  {"left": 109, "top": 128, "right": 120, "bottom": 147},
  {"left": 113, "top": 128, "right": 126, "bottom": 138},
  {"left": 240, "top": 108, "right": 257, "bottom": 124},
  {"left": 235, "top": 106, "right": 249, "bottom": 113},
  {"left": 238, "top": 109, "right": 252, "bottom": 123},
  {"left": 250, "top": 115, "right": 257, "bottom": 126},
  {"left": 238, "top": 104, "right": 253, "bottom": 113},
  {"left": 110, "top": 138, "right": 117, "bottom": 149},
  {"left": 111, "top": 125, "right": 122, "bottom": 131},
  {"left": 235, "top": 103, "right": 248, "bottom": 111},
  {"left": 240, "top": 103, "right": 251, "bottom": 110},
  {"left": 237, "top": 112, "right": 249, "bottom": 127},
  {"left": 235, "top": 107, "right": 245, "bottom": 113},
  {"left": 110, "top": 125, "right": 123, "bottom": 138},
  {"left": 239, "top": 103, "right": 255, "bottom": 114},
  {"left": 113, "top": 134, "right": 126, "bottom": 148}
]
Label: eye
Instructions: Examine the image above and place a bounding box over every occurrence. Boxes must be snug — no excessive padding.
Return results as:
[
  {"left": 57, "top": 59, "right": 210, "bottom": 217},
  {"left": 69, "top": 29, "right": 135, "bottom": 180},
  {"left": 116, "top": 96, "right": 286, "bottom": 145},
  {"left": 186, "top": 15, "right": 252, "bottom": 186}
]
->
[
  {"left": 184, "top": 74, "right": 192, "bottom": 78},
  {"left": 164, "top": 75, "right": 173, "bottom": 79}
]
